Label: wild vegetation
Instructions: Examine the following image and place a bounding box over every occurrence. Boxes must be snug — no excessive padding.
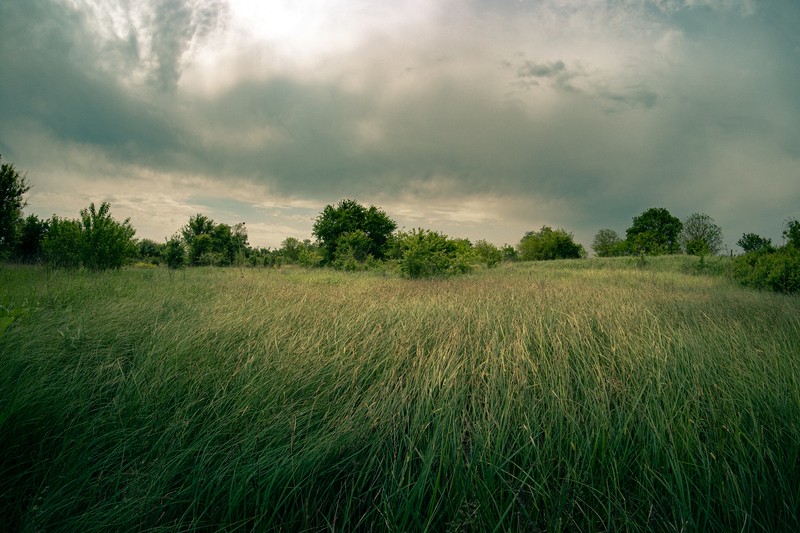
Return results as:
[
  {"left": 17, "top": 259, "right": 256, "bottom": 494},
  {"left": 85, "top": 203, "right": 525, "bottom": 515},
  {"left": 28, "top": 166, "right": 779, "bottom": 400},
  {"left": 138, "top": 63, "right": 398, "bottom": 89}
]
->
[
  {"left": 2, "top": 155, "right": 798, "bottom": 293},
  {"left": 1, "top": 257, "right": 799, "bottom": 531}
]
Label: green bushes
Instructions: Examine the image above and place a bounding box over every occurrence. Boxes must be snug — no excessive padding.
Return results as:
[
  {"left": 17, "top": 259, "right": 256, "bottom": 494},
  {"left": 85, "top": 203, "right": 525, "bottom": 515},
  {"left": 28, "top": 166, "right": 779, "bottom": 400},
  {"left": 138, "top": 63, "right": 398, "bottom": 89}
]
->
[
  {"left": 732, "top": 219, "right": 800, "bottom": 293},
  {"left": 518, "top": 225, "right": 585, "bottom": 260},
  {"left": 733, "top": 247, "right": 800, "bottom": 293},
  {"left": 40, "top": 202, "right": 136, "bottom": 271},
  {"left": 392, "top": 228, "right": 473, "bottom": 278}
]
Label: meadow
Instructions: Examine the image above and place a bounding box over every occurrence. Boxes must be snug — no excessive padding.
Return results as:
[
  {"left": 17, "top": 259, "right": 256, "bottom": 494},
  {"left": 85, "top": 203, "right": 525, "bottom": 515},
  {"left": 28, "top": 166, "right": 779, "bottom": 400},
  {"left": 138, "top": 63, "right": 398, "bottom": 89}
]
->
[{"left": 1, "top": 257, "right": 799, "bottom": 531}]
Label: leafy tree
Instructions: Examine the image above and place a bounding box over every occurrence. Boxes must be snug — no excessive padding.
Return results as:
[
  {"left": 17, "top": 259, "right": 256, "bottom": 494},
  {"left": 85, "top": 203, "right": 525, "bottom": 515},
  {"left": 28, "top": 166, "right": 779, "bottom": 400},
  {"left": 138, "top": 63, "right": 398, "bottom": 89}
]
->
[
  {"left": 625, "top": 208, "right": 683, "bottom": 255},
  {"left": 138, "top": 239, "right": 164, "bottom": 265},
  {"left": 17, "top": 214, "right": 48, "bottom": 263},
  {"left": 500, "top": 244, "right": 518, "bottom": 262},
  {"left": 0, "top": 155, "right": 30, "bottom": 257},
  {"left": 333, "top": 230, "right": 373, "bottom": 270},
  {"left": 42, "top": 216, "right": 82, "bottom": 269},
  {"left": 591, "top": 228, "right": 624, "bottom": 257},
  {"left": 312, "top": 199, "right": 397, "bottom": 263},
  {"left": 518, "top": 226, "right": 585, "bottom": 261},
  {"left": 784, "top": 218, "right": 800, "bottom": 248},
  {"left": 737, "top": 233, "right": 773, "bottom": 254},
  {"left": 182, "top": 213, "right": 216, "bottom": 266},
  {"left": 163, "top": 235, "right": 186, "bottom": 273},
  {"left": 79, "top": 202, "right": 136, "bottom": 271},
  {"left": 681, "top": 213, "right": 723, "bottom": 256},
  {"left": 473, "top": 240, "right": 502, "bottom": 268},
  {"left": 279, "top": 237, "right": 304, "bottom": 264},
  {"left": 297, "top": 240, "right": 323, "bottom": 268},
  {"left": 391, "top": 228, "right": 473, "bottom": 278},
  {"left": 231, "top": 222, "right": 248, "bottom": 268},
  {"left": 733, "top": 246, "right": 800, "bottom": 293}
]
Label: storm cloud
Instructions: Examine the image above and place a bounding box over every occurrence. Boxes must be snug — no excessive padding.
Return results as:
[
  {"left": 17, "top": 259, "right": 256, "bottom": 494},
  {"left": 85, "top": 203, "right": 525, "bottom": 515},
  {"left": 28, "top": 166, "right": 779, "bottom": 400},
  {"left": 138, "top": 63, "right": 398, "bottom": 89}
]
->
[{"left": 1, "top": 0, "right": 798, "bottom": 248}]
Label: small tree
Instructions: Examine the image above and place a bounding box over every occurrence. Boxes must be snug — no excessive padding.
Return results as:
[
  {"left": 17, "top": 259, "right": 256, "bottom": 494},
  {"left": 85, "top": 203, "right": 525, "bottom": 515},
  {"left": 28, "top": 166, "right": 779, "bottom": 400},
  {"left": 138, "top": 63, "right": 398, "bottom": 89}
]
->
[
  {"left": 518, "top": 226, "right": 585, "bottom": 261},
  {"left": 312, "top": 199, "right": 397, "bottom": 263},
  {"left": 42, "top": 216, "right": 82, "bottom": 269},
  {"left": 138, "top": 239, "right": 164, "bottom": 265},
  {"left": 394, "top": 228, "right": 470, "bottom": 278},
  {"left": 182, "top": 213, "right": 216, "bottom": 266},
  {"left": 163, "top": 235, "right": 186, "bottom": 277},
  {"left": 79, "top": 202, "right": 136, "bottom": 271},
  {"left": 591, "top": 228, "right": 624, "bottom": 257},
  {"left": 0, "top": 155, "right": 30, "bottom": 258},
  {"left": 332, "top": 230, "right": 373, "bottom": 270},
  {"left": 17, "top": 214, "right": 49, "bottom": 263},
  {"left": 784, "top": 218, "right": 800, "bottom": 248},
  {"left": 473, "top": 240, "right": 502, "bottom": 268},
  {"left": 737, "top": 233, "right": 773, "bottom": 254},
  {"left": 625, "top": 207, "right": 683, "bottom": 255},
  {"left": 681, "top": 213, "right": 723, "bottom": 256}
]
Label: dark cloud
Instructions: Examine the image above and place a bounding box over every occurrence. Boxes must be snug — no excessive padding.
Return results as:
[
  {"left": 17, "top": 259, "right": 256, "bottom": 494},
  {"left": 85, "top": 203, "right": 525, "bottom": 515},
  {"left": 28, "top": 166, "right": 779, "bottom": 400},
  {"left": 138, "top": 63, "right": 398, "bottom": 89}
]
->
[
  {"left": 518, "top": 60, "right": 566, "bottom": 78},
  {"left": 0, "top": 0, "right": 798, "bottom": 248}
]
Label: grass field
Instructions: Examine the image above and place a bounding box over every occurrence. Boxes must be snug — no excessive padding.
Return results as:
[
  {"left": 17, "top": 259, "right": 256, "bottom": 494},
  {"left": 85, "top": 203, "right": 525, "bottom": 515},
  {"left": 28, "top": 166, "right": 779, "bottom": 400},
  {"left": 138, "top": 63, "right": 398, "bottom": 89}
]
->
[{"left": 1, "top": 258, "right": 799, "bottom": 531}]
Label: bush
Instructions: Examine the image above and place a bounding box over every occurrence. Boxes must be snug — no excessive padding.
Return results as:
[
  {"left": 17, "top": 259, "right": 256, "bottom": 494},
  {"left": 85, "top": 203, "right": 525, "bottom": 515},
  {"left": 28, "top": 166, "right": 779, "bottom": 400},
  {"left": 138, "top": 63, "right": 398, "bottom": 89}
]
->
[
  {"left": 473, "top": 240, "right": 502, "bottom": 268},
  {"left": 518, "top": 226, "right": 585, "bottom": 261},
  {"left": 737, "top": 233, "right": 774, "bottom": 254},
  {"left": 394, "top": 229, "right": 472, "bottom": 278},
  {"left": 79, "top": 202, "right": 136, "bottom": 271},
  {"left": 42, "top": 216, "right": 82, "bottom": 269},
  {"left": 625, "top": 207, "right": 683, "bottom": 255},
  {"left": 733, "top": 247, "right": 800, "bottom": 293},
  {"left": 592, "top": 228, "right": 625, "bottom": 257},
  {"left": 163, "top": 236, "right": 186, "bottom": 271}
]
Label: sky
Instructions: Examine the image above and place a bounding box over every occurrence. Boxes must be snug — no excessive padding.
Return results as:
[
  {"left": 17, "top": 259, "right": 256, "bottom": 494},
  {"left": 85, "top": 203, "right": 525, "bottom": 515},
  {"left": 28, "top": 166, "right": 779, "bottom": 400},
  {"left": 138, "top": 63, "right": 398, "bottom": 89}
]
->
[{"left": 1, "top": 0, "right": 798, "bottom": 251}]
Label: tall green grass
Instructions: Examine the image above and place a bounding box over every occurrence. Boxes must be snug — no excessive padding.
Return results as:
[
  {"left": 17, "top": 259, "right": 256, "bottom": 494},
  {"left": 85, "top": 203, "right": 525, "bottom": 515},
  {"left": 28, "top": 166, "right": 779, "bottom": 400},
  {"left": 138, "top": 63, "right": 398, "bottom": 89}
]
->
[{"left": 1, "top": 259, "right": 799, "bottom": 531}]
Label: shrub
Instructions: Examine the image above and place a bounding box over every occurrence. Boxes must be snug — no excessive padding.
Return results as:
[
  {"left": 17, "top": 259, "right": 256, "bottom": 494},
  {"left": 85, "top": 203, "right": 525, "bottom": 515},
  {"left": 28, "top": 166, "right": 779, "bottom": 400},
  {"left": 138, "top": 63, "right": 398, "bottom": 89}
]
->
[
  {"left": 473, "top": 240, "right": 502, "bottom": 268},
  {"left": 42, "top": 216, "right": 82, "bottom": 269},
  {"left": 737, "top": 233, "right": 773, "bottom": 254},
  {"left": 592, "top": 228, "right": 624, "bottom": 257},
  {"left": 733, "top": 247, "right": 800, "bottom": 293},
  {"left": 625, "top": 207, "right": 683, "bottom": 255},
  {"left": 394, "top": 228, "right": 471, "bottom": 278},
  {"left": 518, "top": 226, "right": 585, "bottom": 261},
  {"left": 163, "top": 236, "right": 186, "bottom": 272},
  {"left": 79, "top": 202, "right": 136, "bottom": 271}
]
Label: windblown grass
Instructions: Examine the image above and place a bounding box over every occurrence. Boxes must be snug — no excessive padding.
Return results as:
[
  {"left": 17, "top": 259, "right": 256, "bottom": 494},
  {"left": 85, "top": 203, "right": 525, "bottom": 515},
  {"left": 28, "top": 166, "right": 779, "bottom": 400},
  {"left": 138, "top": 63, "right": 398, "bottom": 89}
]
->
[{"left": 1, "top": 259, "right": 798, "bottom": 531}]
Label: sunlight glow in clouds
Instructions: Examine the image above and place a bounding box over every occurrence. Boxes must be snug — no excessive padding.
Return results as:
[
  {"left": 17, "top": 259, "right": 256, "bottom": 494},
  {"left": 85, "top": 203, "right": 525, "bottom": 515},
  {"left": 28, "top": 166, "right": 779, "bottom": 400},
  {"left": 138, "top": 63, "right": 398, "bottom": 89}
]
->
[{"left": 0, "top": 0, "right": 798, "bottom": 249}]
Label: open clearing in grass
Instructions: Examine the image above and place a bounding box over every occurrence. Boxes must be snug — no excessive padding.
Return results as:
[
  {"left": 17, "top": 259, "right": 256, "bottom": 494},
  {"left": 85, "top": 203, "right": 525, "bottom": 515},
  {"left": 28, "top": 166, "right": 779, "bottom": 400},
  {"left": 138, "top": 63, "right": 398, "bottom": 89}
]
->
[{"left": 1, "top": 258, "right": 799, "bottom": 531}]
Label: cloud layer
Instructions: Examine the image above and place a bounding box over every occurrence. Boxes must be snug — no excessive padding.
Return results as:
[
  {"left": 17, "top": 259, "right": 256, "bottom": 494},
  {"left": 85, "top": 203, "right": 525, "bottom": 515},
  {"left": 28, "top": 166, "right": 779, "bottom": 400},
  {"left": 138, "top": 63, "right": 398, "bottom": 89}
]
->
[{"left": 1, "top": 0, "right": 798, "bottom": 248}]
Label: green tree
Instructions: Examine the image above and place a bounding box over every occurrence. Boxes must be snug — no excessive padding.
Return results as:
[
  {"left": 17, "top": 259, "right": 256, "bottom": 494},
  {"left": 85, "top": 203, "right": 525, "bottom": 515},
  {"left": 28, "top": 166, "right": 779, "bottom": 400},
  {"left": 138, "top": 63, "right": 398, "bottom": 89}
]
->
[
  {"left": 394, "top": 228, "right": 463, "bottom": 278},
  {"left": 279, "top": 237, "right": 304, "bottom": 264},
  {"left": 0, "top": 155, "right": 30, "bottom": 258},
  {"left": 138, "top": 239, "right": 164, "bottom": 265},
  {"left": 784, "top": 218, "right": 800, "bottom": 248},
  {"left": 500, "top": 244, "right": 518, "bottom": 262},
  {"left": 163, "top": 235, "right": 186, "bottom": 274},
  {"left": 333, "top": 230, "right": 373, "bottom": 270},
  {"left": 737, "top": 233, "right": 773, "bottom": 254},
  {"left": 182, "top": 213, "right": 216, "bottom": 266},
  {"left": 473, "top": 240, "right": 502, "bottom": 268},
  {"left": 17, "top": 214, "right": 48, "bottom": 263},
  {"left": 625, "top": 208, "right": 683, "bottom": 255},
  {"left": 79, "top": 202, "right": 136, "bottom": 271},
  {"left": 42, "top": 216, "right": 82, "bottom": 269},
  {"left": 312, "top": 199, "right": 397, "bottom": 263},
  {"left": 591, "top": 228, "right": 624, "bottom": 257},
  {"left": 212, "top": 223, "right": 234, "bottom": 265},
  {"left": 680, "top": 213, "right": 723, "bottom": 256},
  {"left": 518, "top": 226, "right": 585, "bottom": 261}
]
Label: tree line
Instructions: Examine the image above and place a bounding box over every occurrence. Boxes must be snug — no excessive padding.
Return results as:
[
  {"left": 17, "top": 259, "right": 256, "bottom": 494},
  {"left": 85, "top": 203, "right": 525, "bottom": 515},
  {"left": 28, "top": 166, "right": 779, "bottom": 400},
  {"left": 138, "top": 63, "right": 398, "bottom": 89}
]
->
[{"left": 1, "top": 155, "right": 797, "bottom": 289}]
